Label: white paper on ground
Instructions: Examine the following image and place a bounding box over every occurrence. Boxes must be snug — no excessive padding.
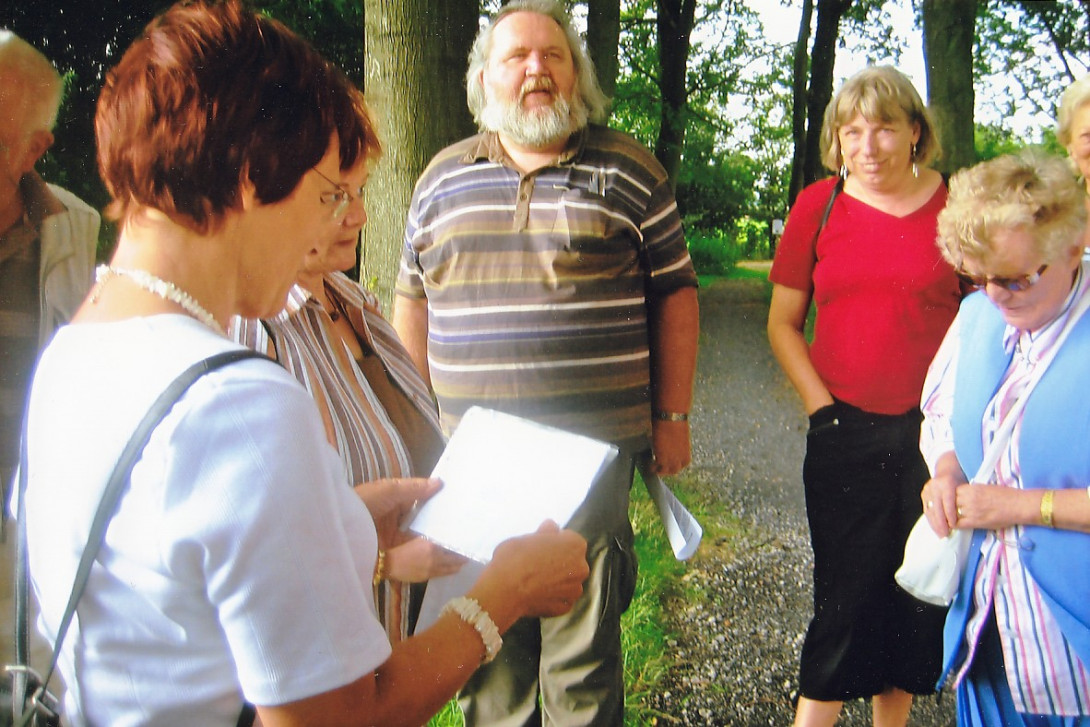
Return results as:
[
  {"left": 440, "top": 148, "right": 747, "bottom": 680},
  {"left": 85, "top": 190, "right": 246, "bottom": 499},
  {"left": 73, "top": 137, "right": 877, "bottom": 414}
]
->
[
  {"left": 636, "top": 456, "right": 702, "bottom": 560},
  {"left": 405, "top": 406, "right": 619, "bottom": 564}
]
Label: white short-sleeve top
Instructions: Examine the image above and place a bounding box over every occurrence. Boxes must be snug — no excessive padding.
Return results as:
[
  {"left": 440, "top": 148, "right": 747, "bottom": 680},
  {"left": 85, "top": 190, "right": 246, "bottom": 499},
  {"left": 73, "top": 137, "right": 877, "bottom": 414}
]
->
[{"left": 24, "top": 315, "right": 390, "bottom": 726}]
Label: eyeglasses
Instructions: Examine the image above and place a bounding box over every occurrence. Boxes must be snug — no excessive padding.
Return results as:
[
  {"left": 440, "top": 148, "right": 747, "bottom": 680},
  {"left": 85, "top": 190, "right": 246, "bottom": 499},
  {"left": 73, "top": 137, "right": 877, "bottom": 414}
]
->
[
  {"left": 955, "top": 264, "right": 1049, "bottom": 292},
  {"left": 310, "top": 167, "right": 364, "bottom": 220}
]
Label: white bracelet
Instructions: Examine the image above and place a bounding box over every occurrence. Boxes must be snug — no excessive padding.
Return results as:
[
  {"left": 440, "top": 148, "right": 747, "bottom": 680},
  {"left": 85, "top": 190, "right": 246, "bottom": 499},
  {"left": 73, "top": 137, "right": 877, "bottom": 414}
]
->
[{"left": 441, "top": 596, "right": 502, "bottom": 664}]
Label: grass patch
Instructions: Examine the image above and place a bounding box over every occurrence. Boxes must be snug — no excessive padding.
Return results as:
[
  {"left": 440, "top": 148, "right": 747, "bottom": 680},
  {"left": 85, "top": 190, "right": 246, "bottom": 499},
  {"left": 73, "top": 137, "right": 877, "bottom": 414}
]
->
[
  {"left": 622, "top": 474, "right": 690, "bottom": 724},
  {"left": 427, "top": 472, "right": 739, "bottom": 726},
  {"left": 428, "top": 700, "right": 463, "bottom": 726},
  {"left": 728, "top": 265, "right": 771, "bottom": 282}
]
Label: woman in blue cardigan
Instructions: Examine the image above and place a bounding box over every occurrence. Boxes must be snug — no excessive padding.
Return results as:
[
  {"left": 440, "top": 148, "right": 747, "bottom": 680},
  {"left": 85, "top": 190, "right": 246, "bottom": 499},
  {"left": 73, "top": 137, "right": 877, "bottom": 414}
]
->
[{"left": 919, "top": 149, "right": 1090, "bottom": 726}]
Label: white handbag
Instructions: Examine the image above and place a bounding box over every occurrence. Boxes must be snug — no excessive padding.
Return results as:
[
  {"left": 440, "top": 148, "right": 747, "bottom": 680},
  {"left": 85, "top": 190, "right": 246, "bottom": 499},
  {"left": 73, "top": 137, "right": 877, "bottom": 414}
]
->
[
  {"left": 896, "top": 286, "right": 1090, "bottom": 606},
  {"left": 895, "top": 515, "right": 972, "bottom": 606}
]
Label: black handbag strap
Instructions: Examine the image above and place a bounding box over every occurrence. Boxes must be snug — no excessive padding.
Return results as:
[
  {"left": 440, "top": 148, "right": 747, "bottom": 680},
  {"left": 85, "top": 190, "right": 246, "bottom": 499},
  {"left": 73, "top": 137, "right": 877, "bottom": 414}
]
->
[
  {"left": 811, "top": 176, "right": 843, "bottom": 248},
  {"left": 15, "top": 349, "right": 269, "bottom": 699}
]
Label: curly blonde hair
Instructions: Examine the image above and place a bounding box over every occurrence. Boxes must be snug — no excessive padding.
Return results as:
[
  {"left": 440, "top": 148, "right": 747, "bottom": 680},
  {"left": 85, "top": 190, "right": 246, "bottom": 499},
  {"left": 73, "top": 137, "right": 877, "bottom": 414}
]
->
[{"left": 936, "top": 149, "right": 1086, "bottom": 268}]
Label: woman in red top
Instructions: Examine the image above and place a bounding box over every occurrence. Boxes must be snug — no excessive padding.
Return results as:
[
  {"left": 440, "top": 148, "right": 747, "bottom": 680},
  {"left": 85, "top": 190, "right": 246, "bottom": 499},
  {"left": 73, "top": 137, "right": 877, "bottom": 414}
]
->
[{"left": 767, "top": 66, "right": 963, "bottom": 727}]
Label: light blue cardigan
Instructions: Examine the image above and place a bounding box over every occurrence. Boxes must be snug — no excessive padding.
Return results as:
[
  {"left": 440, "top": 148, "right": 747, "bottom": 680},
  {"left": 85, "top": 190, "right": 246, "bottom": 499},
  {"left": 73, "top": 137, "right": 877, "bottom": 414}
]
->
[{"left": 940, "top": 281, "right": 1090, "bottom": 686}]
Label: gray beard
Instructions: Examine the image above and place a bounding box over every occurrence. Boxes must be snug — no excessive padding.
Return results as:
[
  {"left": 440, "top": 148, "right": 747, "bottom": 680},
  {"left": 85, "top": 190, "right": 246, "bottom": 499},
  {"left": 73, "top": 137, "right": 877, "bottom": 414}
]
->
[{"left": 480, "top": 93, "right": 588, "bottom": 148}]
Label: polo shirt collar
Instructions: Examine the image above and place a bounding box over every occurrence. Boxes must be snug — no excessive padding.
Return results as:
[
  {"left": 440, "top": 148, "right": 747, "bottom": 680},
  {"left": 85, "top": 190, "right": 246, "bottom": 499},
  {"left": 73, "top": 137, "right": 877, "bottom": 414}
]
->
[
  {"left": 462, "top": 127, "right": 589, "bottom": 167},
  {"left": 20, "top": 172, "right": 65, "bottom": 229}
]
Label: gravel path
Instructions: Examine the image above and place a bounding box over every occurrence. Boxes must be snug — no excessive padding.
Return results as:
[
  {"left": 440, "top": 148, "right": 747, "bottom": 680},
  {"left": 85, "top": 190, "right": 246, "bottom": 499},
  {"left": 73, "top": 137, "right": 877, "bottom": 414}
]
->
[{"left": 648, "top": 273, "right": 956, "bottom": 726}]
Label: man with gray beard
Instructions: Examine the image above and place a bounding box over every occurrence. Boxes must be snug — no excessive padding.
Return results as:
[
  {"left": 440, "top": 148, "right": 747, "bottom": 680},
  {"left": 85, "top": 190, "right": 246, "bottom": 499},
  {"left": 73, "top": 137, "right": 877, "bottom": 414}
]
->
[{"left": 392, "top": 1, "right": 699, "bottom": 724}]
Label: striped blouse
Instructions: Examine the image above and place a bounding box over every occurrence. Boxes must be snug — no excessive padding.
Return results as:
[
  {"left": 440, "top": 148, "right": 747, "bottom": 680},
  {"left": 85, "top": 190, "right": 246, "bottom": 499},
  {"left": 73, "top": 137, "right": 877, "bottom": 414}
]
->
[
  {"left": 231, "top": 272, "right": 443, "bottom": 487},
  {"left": 231, "top": 273, "right": 445, "bottom": 639},
  {"left": 920, "top": 269, "right": 1090, "bottom": 715}
]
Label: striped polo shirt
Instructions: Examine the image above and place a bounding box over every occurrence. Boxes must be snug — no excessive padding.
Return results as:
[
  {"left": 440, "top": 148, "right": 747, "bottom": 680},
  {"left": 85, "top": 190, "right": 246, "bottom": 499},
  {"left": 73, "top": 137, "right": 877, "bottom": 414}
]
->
[{"left": 396, "top": 125, "right": 697, "bottom": 444}]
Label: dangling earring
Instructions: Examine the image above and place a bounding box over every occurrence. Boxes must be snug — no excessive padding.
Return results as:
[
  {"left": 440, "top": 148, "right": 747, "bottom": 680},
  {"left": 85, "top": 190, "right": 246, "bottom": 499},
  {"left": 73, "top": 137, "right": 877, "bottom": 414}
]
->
[
  {"left": 911, "top": 143, "right": 919, "bottom": 178},
  {"left": 839, "top": 163, "right": 847, "bottom": 180}
]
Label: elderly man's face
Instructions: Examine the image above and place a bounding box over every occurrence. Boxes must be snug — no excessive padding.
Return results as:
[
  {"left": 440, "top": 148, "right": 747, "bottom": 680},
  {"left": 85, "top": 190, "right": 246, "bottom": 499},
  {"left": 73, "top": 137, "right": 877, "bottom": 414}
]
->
[
  {"left": 0, "top": 72, "right": 50, "bottom": 213},
  {"left": 479, "top": 11, "right": 584, "bottom": 149},
  {"left": 0, "top": 85, "right": 26, "bottom": 208}
]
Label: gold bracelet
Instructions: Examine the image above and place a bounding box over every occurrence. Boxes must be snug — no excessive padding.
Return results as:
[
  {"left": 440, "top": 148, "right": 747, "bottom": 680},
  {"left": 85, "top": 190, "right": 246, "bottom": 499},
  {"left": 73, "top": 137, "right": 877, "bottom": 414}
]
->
[
  {"left": 372, "top": 549, "right": 387, "bottom": 587},
  {"left": 1040, "top": 490, "right": 1055, "bottom": 528}
]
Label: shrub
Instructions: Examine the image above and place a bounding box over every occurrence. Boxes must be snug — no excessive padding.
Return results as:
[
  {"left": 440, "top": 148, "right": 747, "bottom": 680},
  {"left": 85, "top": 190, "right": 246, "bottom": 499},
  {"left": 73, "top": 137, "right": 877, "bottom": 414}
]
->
[{"left": 687, "top": 231, "right": 738, "bottom": 277}]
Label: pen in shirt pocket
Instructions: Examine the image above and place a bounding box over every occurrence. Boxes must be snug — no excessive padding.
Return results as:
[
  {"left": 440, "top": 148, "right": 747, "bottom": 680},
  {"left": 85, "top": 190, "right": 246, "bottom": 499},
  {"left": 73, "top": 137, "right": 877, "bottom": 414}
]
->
[{"left": 589, "top": 168, "right": 605, "bottom": 196}]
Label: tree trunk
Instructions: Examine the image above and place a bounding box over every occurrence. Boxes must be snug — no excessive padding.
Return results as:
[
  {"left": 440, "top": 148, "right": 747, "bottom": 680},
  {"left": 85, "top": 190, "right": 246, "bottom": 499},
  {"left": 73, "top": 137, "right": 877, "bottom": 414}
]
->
[
  {"left": 788, "top": 0, "right": 816, "bottom": 206},
  {"left": 361, "top": 0, "right": 478, "bottom": 312},
  {"left": 922, "top": 0, "right": 977, "bottom": 175},
  {"left": 654, "top": 0, "right": 697, "bottom": 190},
  {"left": 802, "top": 0, "right": 852, "bottom": 188},
  {"left": 586, "top": 0, "right": 621, "bottom": 113}
]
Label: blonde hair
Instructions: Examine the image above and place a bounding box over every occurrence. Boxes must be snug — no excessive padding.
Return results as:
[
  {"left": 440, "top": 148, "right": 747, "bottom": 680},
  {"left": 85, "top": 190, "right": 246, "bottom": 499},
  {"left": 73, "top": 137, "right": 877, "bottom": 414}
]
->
[
  {"left": 820, "top": 65, "right": 940, "bottom": 173},
  {"left": 1056, "top": 74, "right": 1090, "bottom": 149},
  {"left": 936, "top": 149, "right": 1086, "bottom": 268}
]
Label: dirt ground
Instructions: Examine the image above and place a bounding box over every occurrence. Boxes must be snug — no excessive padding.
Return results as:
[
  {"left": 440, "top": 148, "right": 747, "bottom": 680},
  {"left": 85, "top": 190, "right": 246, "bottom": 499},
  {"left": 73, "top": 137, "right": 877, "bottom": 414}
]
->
[{"left": 647, "top": 271, "right": 956, "bottom": 725}]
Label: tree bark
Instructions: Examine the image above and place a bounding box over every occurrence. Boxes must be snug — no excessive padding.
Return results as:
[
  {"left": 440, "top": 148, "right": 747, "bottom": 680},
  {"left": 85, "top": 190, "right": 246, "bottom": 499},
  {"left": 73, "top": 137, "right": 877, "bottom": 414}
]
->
[
  {"left": 654, "top": 0, "right": 697, "bottom": 190},
  {"left": 586, "top": 0, "right": 621, "bottom": 112},
  {"left": 922, "top": 0, "right": 978, "bottom": 175},
  {"left": 362, "top": 0, "right": 478, "bottom": 312},
  {"left": 788, "top": 0, "right": 816, "bottom": 205},
  {"left": 802, "top": 0, "right": 852, "bottom": 188}
]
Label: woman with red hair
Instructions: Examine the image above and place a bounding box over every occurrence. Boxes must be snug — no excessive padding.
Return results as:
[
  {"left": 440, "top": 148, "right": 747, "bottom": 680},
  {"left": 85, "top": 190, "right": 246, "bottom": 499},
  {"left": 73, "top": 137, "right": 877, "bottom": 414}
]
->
[{"left": 20, "top": 3, "right": 587, "bottom": 725}]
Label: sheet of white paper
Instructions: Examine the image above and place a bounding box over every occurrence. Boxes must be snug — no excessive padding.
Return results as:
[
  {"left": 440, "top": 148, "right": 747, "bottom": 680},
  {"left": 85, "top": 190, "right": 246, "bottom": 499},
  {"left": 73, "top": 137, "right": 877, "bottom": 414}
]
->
[
  {"left": 415, "top": 562, "right": 486, "bottom": 634},
  {"left": 405, "top": 406, "right": 619, "bottom": 564},
  {"left": 637, "top": 458, "right": 702, "bottom": 560}
]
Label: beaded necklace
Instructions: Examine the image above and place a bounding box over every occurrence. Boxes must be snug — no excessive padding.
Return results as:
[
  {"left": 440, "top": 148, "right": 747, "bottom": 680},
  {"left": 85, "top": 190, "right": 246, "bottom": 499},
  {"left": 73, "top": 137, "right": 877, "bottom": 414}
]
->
[{"left": 94, "top": 265, "right": 225, "bottom": 336}]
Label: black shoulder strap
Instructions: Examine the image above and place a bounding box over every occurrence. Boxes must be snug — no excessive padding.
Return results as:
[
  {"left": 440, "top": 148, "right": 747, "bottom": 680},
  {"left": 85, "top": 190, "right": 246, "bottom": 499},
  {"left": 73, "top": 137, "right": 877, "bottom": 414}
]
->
[
  {"left": 812, "top": 177, "right": 844, "bottom": 247},
  {"left": 15, "top": 349, "right": 270, "bottom": 694}
]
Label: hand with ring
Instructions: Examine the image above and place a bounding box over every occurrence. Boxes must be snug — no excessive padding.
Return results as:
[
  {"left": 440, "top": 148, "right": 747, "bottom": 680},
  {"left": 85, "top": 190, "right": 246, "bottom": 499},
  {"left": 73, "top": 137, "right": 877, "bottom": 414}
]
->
[
  {"left": 951, "top": 484, "right": 1036, "bottom": 531},
  {"left": 921, "top": 452, "right": 969, "bottom": 537}
]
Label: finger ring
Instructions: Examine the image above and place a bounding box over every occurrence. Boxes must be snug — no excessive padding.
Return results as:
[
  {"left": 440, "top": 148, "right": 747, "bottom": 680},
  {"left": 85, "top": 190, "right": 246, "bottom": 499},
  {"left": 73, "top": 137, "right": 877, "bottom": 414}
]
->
[
  {"left": 957, "top": 507, "right": 964, "bottom": 517},
  {"left": 926, "top": 500, "right": 933, "bottom": 510}
]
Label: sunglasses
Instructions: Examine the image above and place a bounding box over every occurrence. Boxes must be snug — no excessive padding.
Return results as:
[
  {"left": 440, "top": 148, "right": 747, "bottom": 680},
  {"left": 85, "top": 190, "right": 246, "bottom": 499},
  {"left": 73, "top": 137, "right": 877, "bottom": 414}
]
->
[{"left": 954, "top": 264, "right": 1049, "bottom": 292}]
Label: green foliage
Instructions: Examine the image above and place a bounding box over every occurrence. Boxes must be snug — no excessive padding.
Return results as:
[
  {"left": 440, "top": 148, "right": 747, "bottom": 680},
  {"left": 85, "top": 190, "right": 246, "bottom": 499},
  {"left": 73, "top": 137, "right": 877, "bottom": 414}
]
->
[
  {"left": 974, "top": 0, "right": 1090, "bottom": 140},
  {"left": 687, "top": 231, "right": 737, "bottom": 277},
  {"left": 974, "top": 122, "right": 1027, "bottom": 162},
  {"left": 686, "top": 217, "right": 773, "bottom": 277},
  {"left": 255, "top": 0, "right": 364, "bottom": 81},
  {"left": 675, "top": 136, "right": 759, "bottom": 232},
  {"left": 610, "top": 0, "right": 793, "bottom": 233},
  {"left": 732, "top": 216, "right": 772, "bottom": 260},
  {"left": 974, "top": 121, "right": 1068, "bottom": 164},
  {"left": 841, "top": 0, "right": 909, "bottom": 67}
]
